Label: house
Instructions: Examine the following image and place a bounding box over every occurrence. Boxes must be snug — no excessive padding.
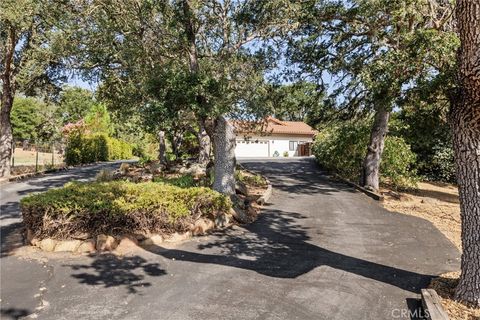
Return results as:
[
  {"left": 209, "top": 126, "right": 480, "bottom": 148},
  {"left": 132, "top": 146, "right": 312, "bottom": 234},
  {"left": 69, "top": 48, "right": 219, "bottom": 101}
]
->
[{"left": 233, "top": 117, "right": 317, "bottom": 158}]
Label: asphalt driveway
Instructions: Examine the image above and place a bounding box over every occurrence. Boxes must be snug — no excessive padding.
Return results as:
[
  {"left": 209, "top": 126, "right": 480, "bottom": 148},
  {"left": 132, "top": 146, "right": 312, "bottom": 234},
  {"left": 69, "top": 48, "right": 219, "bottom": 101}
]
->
[{"left": 0, "top": 158, "right": 459, "bottom": 319}]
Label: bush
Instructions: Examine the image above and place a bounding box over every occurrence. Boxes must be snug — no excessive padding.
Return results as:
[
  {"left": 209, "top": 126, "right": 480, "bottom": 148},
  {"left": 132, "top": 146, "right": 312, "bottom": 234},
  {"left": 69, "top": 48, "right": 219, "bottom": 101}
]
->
[
  {"left": 283, "top": 151, "right": 289, "bottom": 157},
  {"left": 64, "top": 133, "right": 133, "bottom": 165},
  {"left": 313, "top": 120, "right": 418, "bottom": 189},
  {"left": 153, "top": 174, "right": 198, "bottom": 188},
  {"left": 235, "top": 170, "right": 266, "bottom": 187},
  {"left": 21, "top": 181, "right": 232, "bottom": 240}
]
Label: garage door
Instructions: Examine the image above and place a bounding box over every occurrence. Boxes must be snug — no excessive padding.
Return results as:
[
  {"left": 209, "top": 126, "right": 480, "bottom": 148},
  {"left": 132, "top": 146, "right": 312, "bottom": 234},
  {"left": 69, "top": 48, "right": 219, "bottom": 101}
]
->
[{"left": 235, "top": 140, "right": 269, "bottom": 158}]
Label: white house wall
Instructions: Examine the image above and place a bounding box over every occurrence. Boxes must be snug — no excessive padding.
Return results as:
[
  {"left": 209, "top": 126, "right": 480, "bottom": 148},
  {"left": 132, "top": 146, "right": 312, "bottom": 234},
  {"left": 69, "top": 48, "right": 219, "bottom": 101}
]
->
[{"left": 235, "top": 134, "right": 313, "bottom": 158}]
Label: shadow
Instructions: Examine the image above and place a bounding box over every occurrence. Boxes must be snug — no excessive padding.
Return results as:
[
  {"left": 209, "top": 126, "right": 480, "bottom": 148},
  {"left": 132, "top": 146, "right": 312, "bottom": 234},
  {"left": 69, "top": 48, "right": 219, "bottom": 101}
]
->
[
  {"left": 66, "top": 253, "right": 167, "bottom": 294},
  {"left": 410, "top": 188, "right": 459, "bottom": 204},
  {"left": 0, "top": 308, "right": 31, "bottom": 320},
  {"left": 405, "top": 298, "right": 428, "bottom": 320},
  {"left": 146, "top": 208, "right": 434, "bottom": 293},
  {"left": 0, "top": 202, "right": 24, "bottom": 258}
]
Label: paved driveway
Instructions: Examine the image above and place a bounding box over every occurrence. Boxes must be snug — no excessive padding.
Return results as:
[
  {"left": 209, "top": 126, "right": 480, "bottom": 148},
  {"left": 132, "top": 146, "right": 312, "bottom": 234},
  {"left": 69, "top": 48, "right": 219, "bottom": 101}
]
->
[{"left": 0, "top": 158, "right": 459, "bottom": 319}]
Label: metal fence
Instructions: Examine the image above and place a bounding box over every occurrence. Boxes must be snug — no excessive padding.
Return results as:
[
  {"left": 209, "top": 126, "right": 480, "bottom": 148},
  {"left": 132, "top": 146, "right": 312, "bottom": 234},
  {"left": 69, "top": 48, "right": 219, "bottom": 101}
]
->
[{"left": 11, "top": 141, "right": 65, "bottom": 174}]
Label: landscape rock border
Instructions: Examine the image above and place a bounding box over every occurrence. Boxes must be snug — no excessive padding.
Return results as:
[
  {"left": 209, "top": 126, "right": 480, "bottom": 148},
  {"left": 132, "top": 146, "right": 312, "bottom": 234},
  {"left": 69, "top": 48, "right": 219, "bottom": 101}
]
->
[
  {"left": 237, "top": 164, "right": 273, "bottom": 205},
  {"left": 25, "top": 211, "right": 233, "bottom": 254}
]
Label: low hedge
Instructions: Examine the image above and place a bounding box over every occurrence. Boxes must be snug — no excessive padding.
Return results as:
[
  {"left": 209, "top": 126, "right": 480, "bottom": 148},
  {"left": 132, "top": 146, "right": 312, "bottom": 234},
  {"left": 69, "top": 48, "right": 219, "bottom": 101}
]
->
[
  {"left": 65, "top": 133, "right": 133, "bottom": 166},
  {"left": 21, "top": 181, "right": 232, "bottom": 240}
]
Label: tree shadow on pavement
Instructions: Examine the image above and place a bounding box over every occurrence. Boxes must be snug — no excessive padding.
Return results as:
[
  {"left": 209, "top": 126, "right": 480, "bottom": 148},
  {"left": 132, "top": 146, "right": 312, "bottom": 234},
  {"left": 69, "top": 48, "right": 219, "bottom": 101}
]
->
[
  {"left": 65, "top": 254, "right": 167, "bottom": 294},
  {"left": 0, "top": 308, "right": 31, "bottom": 320},
  {"left": 146, "top": 208, "right": 434, "bottom": 293}
]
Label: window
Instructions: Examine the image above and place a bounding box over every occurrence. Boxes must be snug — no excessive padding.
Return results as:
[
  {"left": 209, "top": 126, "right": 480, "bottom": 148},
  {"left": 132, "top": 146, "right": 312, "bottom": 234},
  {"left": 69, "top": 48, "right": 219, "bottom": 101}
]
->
[{"left": 289, "top": 141, "right": 298, "bottom": 151}]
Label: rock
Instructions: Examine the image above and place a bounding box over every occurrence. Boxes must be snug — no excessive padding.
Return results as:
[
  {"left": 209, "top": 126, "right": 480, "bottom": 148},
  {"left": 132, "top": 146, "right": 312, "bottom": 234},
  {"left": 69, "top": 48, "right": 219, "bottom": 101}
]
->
[
  {"left": 38, "top": 238, "right": 57, "bottom": 252},
  {"left": 191, "top": 218, "right": 215, "bottom": 235},
  {"left": 165, "top": 232, "right": 191, "bottom": 243},
  {"left": 235, "top": 181, "right": 249, "bottom": 196},
  {"left": 230, "top": 207, "right": 249, "bottom": 224},
  {"left": 54, "top": 240, "right": 82, "bottom": 252},
  {"left": 119, "top": 163, "right": 130, "bottom": 174},
  {"left": 96, "top": 234, "right": 118, "bottom": 251},
  {"left": 141, "top": 235, "right": 164, "bottom": 246},
  {"left": 76, "top": 239, "right": 96, "bottom": 253},
  {"left": 115, "top": 236, "right": 139, "bottom": 254},
  {"left": 215, "top": 213, "right": 231, "bottom": 228}
]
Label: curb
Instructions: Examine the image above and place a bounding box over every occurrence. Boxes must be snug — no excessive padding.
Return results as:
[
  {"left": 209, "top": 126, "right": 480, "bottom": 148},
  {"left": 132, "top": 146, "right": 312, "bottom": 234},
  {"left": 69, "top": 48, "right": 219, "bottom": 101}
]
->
[
  {"left": 421, "top": 289, "right": 449, "bottom": 320},
  {"left": 332, "top": 173, "right": 384, "bottom": 201},
  {"left": 0, "top": 167, "right": 69, "bottom": 185}
]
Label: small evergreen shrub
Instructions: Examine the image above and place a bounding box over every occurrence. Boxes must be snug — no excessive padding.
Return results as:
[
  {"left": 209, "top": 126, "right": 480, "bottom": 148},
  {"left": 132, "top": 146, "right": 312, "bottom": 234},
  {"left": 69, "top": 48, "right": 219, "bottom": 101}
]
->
[{"left": 21, "top": 181, "right": 232, "bottom": 240}]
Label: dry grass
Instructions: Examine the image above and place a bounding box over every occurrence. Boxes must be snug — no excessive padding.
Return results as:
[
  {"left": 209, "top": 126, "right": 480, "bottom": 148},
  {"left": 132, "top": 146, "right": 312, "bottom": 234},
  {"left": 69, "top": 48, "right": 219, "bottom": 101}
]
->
[
  {"left": 12, "top": 148, "right": 64, "bottom": 166},
  {"left": 381, "top": 182, "right": 480, "bottom": 320}
]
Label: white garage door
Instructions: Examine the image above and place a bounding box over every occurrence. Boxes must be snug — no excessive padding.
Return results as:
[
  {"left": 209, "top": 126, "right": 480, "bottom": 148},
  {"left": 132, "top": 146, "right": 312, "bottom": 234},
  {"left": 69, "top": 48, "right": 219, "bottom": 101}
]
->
[{"left": 235, "top": 140, "right": 269, "bottom": 158}]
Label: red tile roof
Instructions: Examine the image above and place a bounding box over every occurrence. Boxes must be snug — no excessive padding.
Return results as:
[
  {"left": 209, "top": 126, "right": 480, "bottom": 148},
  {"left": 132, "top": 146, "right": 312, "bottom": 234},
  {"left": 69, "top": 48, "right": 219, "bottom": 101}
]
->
[{"left": 233, "top": 117, "right": 317, "bottom": 136}]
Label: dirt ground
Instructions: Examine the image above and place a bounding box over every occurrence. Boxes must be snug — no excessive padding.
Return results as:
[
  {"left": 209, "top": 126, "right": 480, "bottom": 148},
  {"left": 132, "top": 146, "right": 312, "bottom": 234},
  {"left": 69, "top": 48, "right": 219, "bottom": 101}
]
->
[{"left": 381, "top": 182, "right": 480, "bottom": 320}]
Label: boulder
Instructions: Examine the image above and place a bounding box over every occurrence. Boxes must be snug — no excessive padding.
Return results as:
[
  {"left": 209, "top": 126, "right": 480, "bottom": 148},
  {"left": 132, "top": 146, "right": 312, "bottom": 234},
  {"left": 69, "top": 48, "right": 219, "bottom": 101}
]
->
[
  {"left": 96, "top": 234, "right": 118, "bottom": 251},
  {"left": 76, "top": 239, "right": 96, "bottom": 253},
  {"left": 141, "top": 235, "right": 164, "bottom": 246},
  {"left": 191, "top": 218, "right": 215, "bottom": 235},
  {"left": 38, "top": 239, "right": 57, "bottom": 252},
  {"left": 54, "top": 240, "right": 82, "bottom": 252},
  {"left": 115, "top": 236, "right": 139, "bottom": 254}
]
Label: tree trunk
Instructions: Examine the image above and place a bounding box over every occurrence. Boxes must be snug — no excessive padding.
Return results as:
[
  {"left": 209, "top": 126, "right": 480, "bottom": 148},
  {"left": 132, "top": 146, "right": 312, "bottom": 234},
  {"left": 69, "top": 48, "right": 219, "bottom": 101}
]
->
[
  {"left": 452, "top": 0, "right": 480, "bottom": 307},
  {"left": 361, "top": 106, "right": 390, "bottom": 191},
  {"left": 0, "top": 27, "right": 16, "bottom": 178},
  {"left": 197, "top": 119, "right": 211, "bottom": 166},
  {"left": 157, "top": 130, "right": 167, "bottom": 165},
  {"left": 212, "top": 115, "right": 236, "bottom": 195},
  {"left": 0, "top": 96, "right": 13, "bottom": 178},
  {"left": 172, "top": 130, "right": 183, "bottom": 159}
]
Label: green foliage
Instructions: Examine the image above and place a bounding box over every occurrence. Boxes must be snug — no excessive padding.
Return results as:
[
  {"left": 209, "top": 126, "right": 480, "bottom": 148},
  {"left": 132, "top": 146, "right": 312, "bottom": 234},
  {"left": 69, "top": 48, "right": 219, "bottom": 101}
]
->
[
  {"left": 313, "top": 121, "right": 418, "bottom": 189},
  {"left": 283, "top": 151, "right": 289, "bottom": 157},
  {"left": 58, "top": 87, "right": 95, "bottom": 125},
  {"left": 390, "top": 105, "right": 456, "bottom": 183},
  {"left": 85, "top": 103, "right": 113, "bottom": 135},
  {"left": 154, "top": 175, "right": 197, "bottom": 188},
  {"left": 21, "top": 181, "right": 232, "bottom": 239},
  {"left": 11, "top": 96, "right": 61, "bottom": 143},
  {"left": 235, "top": 170, "right": 266, "bottom": 187},
  {"left": 64, "top": 133, "right": 132, "bottom": 166},
  {"left": 11, "top": 97, "right": 42, "bottom": 142}
]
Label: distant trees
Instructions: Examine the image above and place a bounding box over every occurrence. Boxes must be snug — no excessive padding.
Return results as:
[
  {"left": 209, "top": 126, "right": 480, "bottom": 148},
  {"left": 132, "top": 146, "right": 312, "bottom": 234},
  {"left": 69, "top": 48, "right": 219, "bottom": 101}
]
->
[{"left": 0, "top": 0, "right": 75, "bottom": 177}]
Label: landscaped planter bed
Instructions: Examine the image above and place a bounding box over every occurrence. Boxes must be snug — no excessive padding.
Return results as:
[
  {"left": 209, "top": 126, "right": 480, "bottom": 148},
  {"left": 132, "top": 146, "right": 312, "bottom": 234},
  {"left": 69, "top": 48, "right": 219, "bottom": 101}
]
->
[{"left": 20, "top": 163, "right": 272, "bottom": 254}]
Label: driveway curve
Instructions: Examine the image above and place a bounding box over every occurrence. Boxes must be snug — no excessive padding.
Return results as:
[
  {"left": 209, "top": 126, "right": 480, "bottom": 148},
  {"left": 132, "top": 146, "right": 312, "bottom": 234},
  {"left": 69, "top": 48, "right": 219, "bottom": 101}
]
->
[{"left": 0, "top": 158, "right": 459, "bottom": 320}]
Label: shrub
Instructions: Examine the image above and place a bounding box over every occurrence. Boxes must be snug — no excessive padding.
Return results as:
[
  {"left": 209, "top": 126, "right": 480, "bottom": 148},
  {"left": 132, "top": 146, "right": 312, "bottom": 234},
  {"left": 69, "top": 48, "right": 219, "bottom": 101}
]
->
[
  {"left": 235, "top": 170, "right": 266, "bottom": 187},
  {"left": 21, "top": 181, "right": 232, "bottom": 240},
  {"left": 64, "top": 133, "right": 133, "bottom": 165},
  {"left": 313, "top": 120, "right": 418, "bottom": 189},
  {"left": 283, "top": 151, "right": 289, "bottom": 157},
  {"left": 153, "top": 174, "right": 198, "bottom": 188}
]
